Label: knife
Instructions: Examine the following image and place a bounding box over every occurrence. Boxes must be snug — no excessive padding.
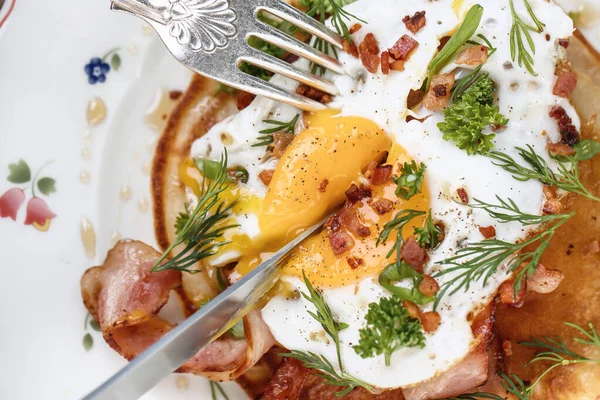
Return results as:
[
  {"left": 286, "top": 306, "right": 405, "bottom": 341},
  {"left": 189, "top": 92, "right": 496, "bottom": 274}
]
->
[{"left": 82, "top": 221, "right": 324, "bottom": 400}]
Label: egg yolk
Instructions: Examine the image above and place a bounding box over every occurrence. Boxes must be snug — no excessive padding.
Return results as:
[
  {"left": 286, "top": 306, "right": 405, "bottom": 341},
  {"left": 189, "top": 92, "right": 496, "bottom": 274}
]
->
[{"left": 259, "top": 109, "right": 392, "bottom": 242}]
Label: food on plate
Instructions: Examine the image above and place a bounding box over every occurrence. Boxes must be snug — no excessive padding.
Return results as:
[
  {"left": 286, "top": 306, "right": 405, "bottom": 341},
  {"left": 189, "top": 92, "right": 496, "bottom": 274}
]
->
[{"left": 80, "top": 0, "right": 600, "bottom": 398}]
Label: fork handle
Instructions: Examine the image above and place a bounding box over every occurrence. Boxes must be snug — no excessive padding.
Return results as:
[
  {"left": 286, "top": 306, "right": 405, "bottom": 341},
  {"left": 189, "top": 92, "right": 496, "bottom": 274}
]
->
[{"left": 110, "top": 0, "right": 167, "bottom": 25}]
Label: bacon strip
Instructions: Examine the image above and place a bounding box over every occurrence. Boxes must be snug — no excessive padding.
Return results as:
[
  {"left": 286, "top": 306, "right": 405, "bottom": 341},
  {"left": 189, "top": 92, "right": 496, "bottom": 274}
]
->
[
  {"left": 359, "top": 33, "right": 381, "bottom": 73},
  {"left": 81, "top": 240, "right": 274, "bottom": 380}
]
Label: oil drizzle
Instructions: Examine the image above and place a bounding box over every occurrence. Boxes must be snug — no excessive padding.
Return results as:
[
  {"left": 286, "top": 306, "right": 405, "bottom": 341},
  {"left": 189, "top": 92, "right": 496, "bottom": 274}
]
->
[
  {"left": 86, "top": 97, "right": 107, "bottom": 126},
  {"left": 145, "top": 89, "right": 178, "bottom": 132},
  {"left": 80, "top": 217, "right": 96, "bottom": 259}
]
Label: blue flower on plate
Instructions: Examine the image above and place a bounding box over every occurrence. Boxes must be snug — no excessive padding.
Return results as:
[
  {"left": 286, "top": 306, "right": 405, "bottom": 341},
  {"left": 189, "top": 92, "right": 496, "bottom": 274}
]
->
[{"left": 84, "top": 57, "right": 111, "bottom": 84}]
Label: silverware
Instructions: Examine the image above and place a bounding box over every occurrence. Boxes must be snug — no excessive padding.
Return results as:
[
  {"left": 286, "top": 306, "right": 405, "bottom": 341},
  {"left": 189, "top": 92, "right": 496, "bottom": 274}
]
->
[
  {"left": 82, "top": 220, "right": 324, "bottom": 400},
  {"left": 111, "top": 0, "right": 346, "bottom": 111}
]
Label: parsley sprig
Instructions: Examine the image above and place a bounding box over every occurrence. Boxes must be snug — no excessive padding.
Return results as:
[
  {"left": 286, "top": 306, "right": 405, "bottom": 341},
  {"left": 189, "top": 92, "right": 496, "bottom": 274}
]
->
[
  {"left": 414, "top": 211, "right": 443, "bottom": 249},
  {"left": 152, "top": 152, "right": 238, "bottom": 273},
  {"left": 393, "top": 161, "right": 426, "bottom": 200},
  {"left": 488, "top": 145, "right": 600, "bottom": 202},
  {"left": 509, "top": 0, "right": 545, "bottom": 76},
  {"left": 252, "top": 114, "right": 300, "bottom": 147},
  {"left": 434, "top": 196, "right": 574, "bottom": 309}
]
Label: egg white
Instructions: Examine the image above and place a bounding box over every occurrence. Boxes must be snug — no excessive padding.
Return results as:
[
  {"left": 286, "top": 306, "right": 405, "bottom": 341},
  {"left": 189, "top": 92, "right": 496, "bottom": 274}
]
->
[
  {"left": 554, "top": 0, "right": 600, "bottom": 52},
  {"left": 190, "top": 0, "right": 578, "bottom": 389}
]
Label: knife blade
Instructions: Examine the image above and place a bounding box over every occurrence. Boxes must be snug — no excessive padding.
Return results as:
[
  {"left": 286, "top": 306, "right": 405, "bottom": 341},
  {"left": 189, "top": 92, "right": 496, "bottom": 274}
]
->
[{"left": 82, "top": 221, "right": 323, "bottom": 400}]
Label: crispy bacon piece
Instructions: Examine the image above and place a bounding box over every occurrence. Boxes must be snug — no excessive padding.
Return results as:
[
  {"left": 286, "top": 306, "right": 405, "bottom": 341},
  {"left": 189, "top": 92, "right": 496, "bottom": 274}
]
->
[
  {"left": 402, "top": 11, "right": 426, "bottom": 34},
  {"left": 259, "top": 169, "right": 275, "bottom": 186},
  {"left": 549, "top": 105, "right": 579, "bottom": 146},
  {"left": 543, "top": 197, "right": 563, "bottom": 215},
  {"left": 371, "top": 198, "right": 394, "bottom": 215},
  {"left": 80, "top": 240, "right": 275, "bottom": 380},
  {"left": 407, "top": 88, "right": 425, "bottom": 109},
  {"left": 558, "top": 38, "right": 570, "bottom": 48},
  {"left": 371, "top": 165, "right": 393, "bottom": 185},
  {"left": 345, "top": 183, "right": 372, "bottom": 203},
  {"left": 350, "top": 23, "right": 362, "bottom": 34},
  {"left": 347, "top": 257, "right": 364, "bottom": 269},
  {"left": 237, "top": 91, "right": 255, "bottom": 110},
  {"left": 328, "top": 231, "right": 355, "bottom": 256},
  {"left": 478, "top": 226, "right": 496, "bottom": 239},
  {"left": 526, "top": 264, "right": 564, "bottom": 294},
  {"left": 403, "top": 300, "right": 421, "bottom": 319},
  {"left": 381, "top": 50, "right": 390, "bottom": 74},
  {"left": 547, "top": 142, "right": 576, "bottom": 156},
  {"left": 552, "top": 71, "right": 578, "bottom": 98},
  {"left": 419, "top": 275, "right": 440, "bottom": 297},
  {"left": 401, "top": 236, "right": 427, "bottom": 272},
  {"left": 359, "top": 33, "right": 381, "bottom": 73},
  {"left": 498, "top": 278, "right": 527, "bottom": 308},
  {"left": 341, "top": 208, "right": 371, "bottom": 238},
  {"left": 437, "top": 36, "right": 451, "bottom": 52},
  {"left": 457, "top": 188, "right": 469, "bottom": 204},
  {"left": 272, "top": 132, "right": 294, "bottom": 158},
  {"left": 259, "top": 358, "right": 310, "bottom": 400},
  {"left": 318, "top": 179, "right": 329, "bottom": 193},
  {"left": 296, "top": 84, "right": 332, "bottom": 104},
  {"left": 386, "top": 35, "right": 419, "bottom": 72},
  {"left": 423, "top": 73, "right": 455, "bottom": 111},
  {"left": 455, "top": 45, "right": 489, "bottom": 66},
  {"left": 420, "top": 311, "right": 441, "bottom": 333},
  {"left": 343, "top": 39, "right": 359, "bottom": 58}
]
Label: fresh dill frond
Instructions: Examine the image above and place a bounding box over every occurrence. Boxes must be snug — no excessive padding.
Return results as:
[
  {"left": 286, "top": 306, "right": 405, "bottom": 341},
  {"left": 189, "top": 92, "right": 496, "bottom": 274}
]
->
[
  {"left": 152, "top": 152, "right": 238, "bottom": 273},
  {"left": 433, "top": 196, "right": 573, "bottom": 309},
  {"left": 509, "top": 0, "right": 545, "bottom": 76},
  {"left": 353, "top": 296, "right": 426, "bottom": 366},
  {"left": 210, "top": 381, "right": 230, "bottom": 400},
  {"left": 439, "top": 74, "right": 508, "bottom": 155},
  {"left": 252, "top": 113, "right": 300, "bottom": 147},
  {"left": 174, "top": 211, "right": 191, "bottom": 237},
  {"left": 414, "top": 211, "right": 443, "bottom": 249},
  {"left": 393, "top": 161, "right": 426, "bottom": 200},
  {"left": 488, "top": 145, "right": 600, "bottom": 202},
  {"left": 282, "top": 350, "right": 372, "bottom": 396},
  {"left": 377, "top": 209, "right": 426, "bottom": 258}
]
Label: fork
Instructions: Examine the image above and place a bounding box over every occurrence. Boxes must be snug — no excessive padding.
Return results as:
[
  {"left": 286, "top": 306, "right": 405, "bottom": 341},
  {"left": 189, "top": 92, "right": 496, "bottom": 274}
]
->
[{"left": 110, "top": 0, "right": 346, "bottom": 111}]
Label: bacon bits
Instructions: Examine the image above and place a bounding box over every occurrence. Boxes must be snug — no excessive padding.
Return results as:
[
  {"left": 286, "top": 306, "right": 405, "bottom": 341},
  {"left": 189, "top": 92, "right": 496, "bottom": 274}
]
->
[
  {"left": 407, "top": 89, "right": 426, "bottom": 109},
  {"left": 419, "top": 275, "right": 440, "bottom": 297},
  {"left": 371, "top": 165, "right": 393, "bottom": 185},
  {"left": 345, "top": 183, "right": 372, "bottom": 203},
  {"left": 296, "top": 84, "right": 332, "bottom": 104},
  {"left": 543, "top": 197, "right": 562, "bottom": 215},
  {"left": 552, "top": 71, "right": 578, "bottom": 98},
  {"left": 401, "top": 236, "right": 427, "bottom": 273},
  {"left": 329, "top": 231, "right": 355, "bottom": 256},
  {"left": 455, "top": 45, "right": 489, "bottom": 66},
  {"left": 402, "top": 300, "right": 420, "bottom": 319},
  {"left": 272, "top": 132, "right": 295, "bottom": 158},
  {"left": 547, "top": 142, "right": 576, "bottom": 157},
  {"left": 402, "top": 11, "right": 426, "bottom": 34},
  {"left": 341, "top": 208, "right": 371, "bottom": 238},
  {"left": 558, "top": 38, "right": 570, "bottom": 48},
  {"left": 359, "top": 33, "right": 380, "bottom": 73},
  {"left": 259, "top": 169, "right": 275, "bottom": 186},
  {"left": 498, "top": 278, "right": 526, "bottom": 308},
  {"left": 420, "top": 311, "right": 441, "bottom": 333},
  {"left": 237, "top": 91, "right": 255, "bottom": 110},
  {"left": 424, "top": 73, "right": 455, "bottom": 111},
  {"left": 342, "top": 39, "right": 359, "bottom": 58},
  {"left": 549, "top": 105, "right": 579, "bottom": 145},
  {"left": 527, "top": 264, "right": 564, "bottom": 294},
  {"left": 371, "top": 198, "right": 394, "bottom": 215},
  {"left": 347, "top": 257, "right": 364, "bottom": 269},
  {"left": 388, "top": 35, "right": 419, "bottom": 71},
  {"left": 381, "top": 51, "right": 390, "bottom": 75},
  {"left": 318, "top": 179, "right": 329, "bottom": 193},
  {"left": 456, "top": 188, "right": 469, "bottom": 205},
  {"left": 478, "top": 226, "right": 496, "bottom": 239},
  {"left": 349, "top": 23, "right": 362, "bottom": 34}
]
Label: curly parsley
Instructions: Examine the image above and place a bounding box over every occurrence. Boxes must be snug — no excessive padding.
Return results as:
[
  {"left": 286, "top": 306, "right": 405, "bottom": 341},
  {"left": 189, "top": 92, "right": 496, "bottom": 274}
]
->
[
  {"left": 393, "top": 161, "right": 426, "bottom": 200},
  {"left": 414, "top": 211, "right": 443, "bottom": 249}
]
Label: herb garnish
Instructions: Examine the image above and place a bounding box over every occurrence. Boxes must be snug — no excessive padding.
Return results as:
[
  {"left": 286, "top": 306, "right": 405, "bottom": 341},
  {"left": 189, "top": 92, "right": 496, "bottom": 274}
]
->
[
  {"left": 210, "top": 381, "right": 230, "bottom": 400},
  {"left": 241, "top": 12, "right": 289, "bottom": 80},
  {"left": 393, "top": 161, "right": 426, "bottom": 200},
  {"left": 426, "top": 4, "right": 484, "bottom": 90},
  {"left": 283, "top": 271, "right": 371, "bottom": 396},
  {"left": 152, "top": 152, "right": 238, "bottom": 273},
  {"left": 252, "top": 113, "right": 300, "bottom": 147},
  {"left": 570, "top": 139, "right": 600, "bottom": 161},
  {"left": 353, "top": 296, "right": 425, "bottom": 366},
  {"left": 509, "top": 0, "right": 545, "bottom": 76},
  {"left": 433, "top": 196, "right": 573, "bottom": 309},
  {"left": 377, "top": 209, "right": 426, "bottom": 258},
  {"left": 488, "top": 145, "right": 600, "bottom": 202},
  {"left": 414, "top": 211, "right": 443, "bottom": 249}
]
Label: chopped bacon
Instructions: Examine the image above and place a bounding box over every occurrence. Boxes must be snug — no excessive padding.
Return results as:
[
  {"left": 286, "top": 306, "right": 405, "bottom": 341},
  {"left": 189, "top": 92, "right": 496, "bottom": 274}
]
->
[
  {"left": 341, "top": 208, "right": 371, "bottom": 238},
  {"left": 371, "top": 165, "right": 393, "bottom": 185},
  {"left": 401, "top": 236, "right": 427, "bottom": 272},
  {"left": 527, "top": 264, "right": 564, "bottom": 294},
  {"left": 543, "top": 185, "right": 557, "bottom": 200},
  {"left": 420, "top": 311, "right": 441, "bottom": 333},
  {"left": 547, "top": 142, "right": 576, "bottom": 156},
  {"left": 347, "top": 257, "right": 364, "bottom": 269},
  {"left": 455, "top": 45, "right": 489, "bottom": 66},
  {"left": 457, "top": 188, "right": 469, "bottom": 204},
  {"left": 584, "top": 240, "right": 600, "bottom": 256},
  {"left": 342, "top": 39, "right": 359, "bottom": 58},
  {"left": 390, "top": 60, "right": 406, "bottom": 71},
  {"left": 437, "top": 36, "right": 451, "bottom": 52},
  {"left": 345, "top": 183, "right": 372, "bottom": 203},
  {"left": 388, "top": 34, "right": 419, "bottom": 70},
  {"left": 272, "top": 132, "right": 294, "bottom": 158},
  {"left": 359, "top": 33, "right": 380, "bottom": 73},
  {"left": 296, "top": 84, "right": 332, "bottom": 104},
  {"left": 502, "top": 339, "right": 514, "bottom": 357},
  {"left": 423, "top": 73, "right": 455, "bottom": 111},
  {"left": 419, "top": 275, "right": 440, "bottom": 297},
  {"left": 552, "top": 71, "right": 578, "bottom": 98},
  {"left": 365, "top": 160, "right": 378, "bottom": 179},
  {"left": 402, "top": 11, "right": 427, "bottom": 34},
  {"left": 328, "top": 231, "right": 355, "bottom": 255},
  {"left": 478, "top": 226, "right": 496, "bottom": 239},
  {"left": 549, "top": 105, "right": 579, "bottom": 146},
  {"left": 260, "top": 358, "right": 310, "bottom": 400},
  {"left": 259, "top": 169, "right": 275, "bottom": 186},
  {"left": 317, "top": 179, "right": 329, "bottom": 193},
  {"left": 402, "top": 300, "right": 420, "bottom": 319},
  {"left": 558, "top": 38, "right": 570, "bottom": 48},
  {"left": 498, "top": 278, "right": 526, "bottom": 308},
  {"left": 349, "top": 23, "right": 362, "bottom": 34},
  {"left": 371, "top": 198, "right": 394, "bottom": 215},
  {"left": 407, "top": 88, "right": 425, "bottom": 109},
  {"left": 237, "top": 91, "right": 255, "bottom": 110},
  {"left": 543, "top": 197, "right": 563, "bottom": 215},
  {"left": 381, "top": 50, "right": 390, "bottom": 75}
]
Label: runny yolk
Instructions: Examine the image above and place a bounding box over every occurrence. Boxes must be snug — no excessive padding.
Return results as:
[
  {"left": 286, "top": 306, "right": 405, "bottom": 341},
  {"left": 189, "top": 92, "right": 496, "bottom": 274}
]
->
[
  {"left": 280, "top": 144, "right": 430, "bottom": 287},
  {"left": 259, "top": 109, "right": 392, "bottom": 243}
]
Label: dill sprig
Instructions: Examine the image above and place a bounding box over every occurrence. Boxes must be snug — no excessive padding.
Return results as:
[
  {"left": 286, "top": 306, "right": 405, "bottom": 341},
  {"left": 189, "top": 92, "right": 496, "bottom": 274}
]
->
[
  {"left": 509, "top": 0, "right": 545, "bottom": 76},
  {"left": 252, "top": 113, "right": 300, "bottom": 147},
  {"left": 152, "top": 152, "right": 238, "bottom": 273},
  {"left": 210, "top": 381, "right": 229, "bottom": 400},
  {"left": 488, "top": 145, "right": 600, "bottom": 202},
  {"left": 433, "top": 196, "right": 574, "bottom": 309},
  {"left": 414, "top": 211, "right": 443, "bottom": 249},
  {"left": 377, "top": 209, "right": 426, "bottom": 259}
]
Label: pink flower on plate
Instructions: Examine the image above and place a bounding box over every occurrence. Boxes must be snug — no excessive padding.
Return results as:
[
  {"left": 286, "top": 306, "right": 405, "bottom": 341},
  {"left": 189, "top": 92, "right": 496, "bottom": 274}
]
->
[
  {"left": 0, "top": 188, "right": 25, "bottom": 221},
  {"left": 24, "top": 197, "right": 56, "bottom": 232}
]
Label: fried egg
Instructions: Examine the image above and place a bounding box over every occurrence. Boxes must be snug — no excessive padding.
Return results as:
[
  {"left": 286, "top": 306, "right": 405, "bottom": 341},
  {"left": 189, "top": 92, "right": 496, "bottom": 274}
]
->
[{"left": 189, "top": 0, "right": 578, "bottom": 389}]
